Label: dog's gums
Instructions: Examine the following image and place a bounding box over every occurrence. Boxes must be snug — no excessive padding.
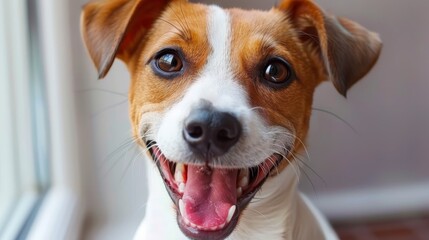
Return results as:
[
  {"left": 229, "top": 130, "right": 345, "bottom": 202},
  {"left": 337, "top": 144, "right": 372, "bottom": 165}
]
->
[{"left": 147, "top": 141, "right": 283, "bottom": 239}]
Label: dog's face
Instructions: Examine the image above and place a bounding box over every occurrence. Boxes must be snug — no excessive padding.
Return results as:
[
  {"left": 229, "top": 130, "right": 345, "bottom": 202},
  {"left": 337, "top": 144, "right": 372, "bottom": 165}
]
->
[{"left": 81, "top": 0, "right": 381, "bottom": 239}]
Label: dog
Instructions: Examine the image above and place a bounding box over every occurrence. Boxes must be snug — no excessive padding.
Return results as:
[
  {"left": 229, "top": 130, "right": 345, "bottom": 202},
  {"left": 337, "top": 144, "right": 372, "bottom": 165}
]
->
[{"left": 81, "top": 0, "right": 381, "bottom": 239}]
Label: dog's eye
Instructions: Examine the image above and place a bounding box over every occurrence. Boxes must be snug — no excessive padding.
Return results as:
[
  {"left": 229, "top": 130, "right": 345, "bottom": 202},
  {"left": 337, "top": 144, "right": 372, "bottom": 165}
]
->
[
  {"left": 156, "top": 51, "right": 183, "bottom": 73},
  {"left": 263, "top": 58, "right": 294, "bottom": 87}
]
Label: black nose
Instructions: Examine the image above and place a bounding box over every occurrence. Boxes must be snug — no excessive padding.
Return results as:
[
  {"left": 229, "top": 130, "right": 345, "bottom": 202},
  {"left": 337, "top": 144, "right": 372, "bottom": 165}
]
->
[{"left": 183, "top": 107, "right": 242, "bottom": 158}]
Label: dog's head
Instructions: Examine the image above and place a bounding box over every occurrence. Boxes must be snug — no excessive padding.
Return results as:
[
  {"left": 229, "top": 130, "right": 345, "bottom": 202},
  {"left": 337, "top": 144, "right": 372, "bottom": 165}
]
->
[{"left": 81, "top": 0, "right": 381, "bottom": 238}]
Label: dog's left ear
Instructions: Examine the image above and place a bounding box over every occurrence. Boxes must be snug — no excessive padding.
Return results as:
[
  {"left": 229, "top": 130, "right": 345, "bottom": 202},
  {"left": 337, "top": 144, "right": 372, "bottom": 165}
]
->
[
  {"left": 81, "top": 0, "right": 175, "bottom": 79},
  {"left": 278, "top": 0, "right": 382, "bottom": 96}
]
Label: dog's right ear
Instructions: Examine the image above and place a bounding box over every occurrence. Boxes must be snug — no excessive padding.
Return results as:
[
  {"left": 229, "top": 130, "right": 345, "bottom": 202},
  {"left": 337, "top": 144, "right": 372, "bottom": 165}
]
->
[{"left": 81, "top": 0, "right": 174, "bottom": 79}]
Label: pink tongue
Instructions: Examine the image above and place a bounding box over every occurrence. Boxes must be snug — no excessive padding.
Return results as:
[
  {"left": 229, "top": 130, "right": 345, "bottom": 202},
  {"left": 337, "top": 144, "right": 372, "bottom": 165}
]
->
[{"left": 182, "top": 165, "right": 238, "bottom": 228}]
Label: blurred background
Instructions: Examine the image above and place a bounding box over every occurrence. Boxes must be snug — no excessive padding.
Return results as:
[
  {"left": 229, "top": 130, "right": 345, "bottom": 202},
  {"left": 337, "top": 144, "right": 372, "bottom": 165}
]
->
[{"left": 1, "top": 0, "right": 428, "bottom": 239}]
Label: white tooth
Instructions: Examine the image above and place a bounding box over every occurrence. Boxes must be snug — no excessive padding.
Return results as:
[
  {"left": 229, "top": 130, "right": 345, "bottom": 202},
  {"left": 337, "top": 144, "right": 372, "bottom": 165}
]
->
[
  {"left": 226, "top": 205, "right": 236, "bottom": 224},
  {"left": 175, "top": 164, "right": 185, "bottom": 183},
  {"left": 239, "top": 176, "right": 249, "bottom": 188},
  {"left": 176, "top": 163, "right": 185, "bottom": 172},
  {"left": 175, "top": 171, "right": 184, "bottom": 183},
  {"left": 190, "top": 222, "right": 197, "bottom": 228},
  {"left": 236, "top": 187, "right": 242, "bottom": 197},
  {"left": 210, "top": 226, "right": 218, "bottom": 231},
  {"left": 219, "top": 222, "right": 226, "bottom": 229},
  {"left": 183, "top": 217, "right": 190, "bottom": 226},
  {"left": 178, "top": 183, "right": 185, "bottom": 193},
  {"left": 179, "top": 199, "right": 186, "bottom": 217},
  {"left": 239, "top": 168, "right": 249, "bottom": 179}
]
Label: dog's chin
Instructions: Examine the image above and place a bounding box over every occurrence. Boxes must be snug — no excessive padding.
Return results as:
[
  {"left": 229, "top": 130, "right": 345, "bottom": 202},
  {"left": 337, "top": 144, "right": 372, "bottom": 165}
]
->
[{"left": 146, "top": 141, "right": 284, "bottom": 240}]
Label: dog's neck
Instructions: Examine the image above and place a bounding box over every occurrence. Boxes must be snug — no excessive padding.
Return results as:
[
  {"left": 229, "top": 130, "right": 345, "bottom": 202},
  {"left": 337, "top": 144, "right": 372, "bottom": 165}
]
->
[
  {"left": 229, "top": 165, "right": 302, "bottom": 240},
  {"left": 136, "top": 161, "right": 327, "bottom": 240}
]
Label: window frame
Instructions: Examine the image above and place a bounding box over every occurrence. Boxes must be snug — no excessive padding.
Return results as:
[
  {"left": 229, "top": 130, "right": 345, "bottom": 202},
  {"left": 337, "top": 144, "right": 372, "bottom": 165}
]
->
[
  {"left": 26, "top": 0, "right": 84, "bottom": 239},
  {"left": 0, "top": 0, "right": 84, "bottom": 239},
  {"left": 0, "top": 0, "right": 40, "bottom": 239}
]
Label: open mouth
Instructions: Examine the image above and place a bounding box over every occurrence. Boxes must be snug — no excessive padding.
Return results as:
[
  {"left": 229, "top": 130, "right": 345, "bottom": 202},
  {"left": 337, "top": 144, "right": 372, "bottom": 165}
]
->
[{"left": 147, "top": 141, "right": 283, "bottom": 240}]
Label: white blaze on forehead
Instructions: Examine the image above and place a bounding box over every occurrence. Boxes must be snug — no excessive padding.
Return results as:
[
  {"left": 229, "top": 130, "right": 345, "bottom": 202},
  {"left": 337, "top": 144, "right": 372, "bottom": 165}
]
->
[
  {"left": 154, "top": 5, "right": 283, "bottom": 167},
  {"left": 205, "top": 5, "right": 232, "bottom": 79},
  {"left": 184, "top": 5, "right": 247, "bottom": 112}
]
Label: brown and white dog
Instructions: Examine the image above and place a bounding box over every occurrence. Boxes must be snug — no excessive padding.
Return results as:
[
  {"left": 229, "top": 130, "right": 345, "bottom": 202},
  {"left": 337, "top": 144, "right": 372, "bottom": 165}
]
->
[{"left": 81, "top": 0, "right": 381, "bottom": 239}]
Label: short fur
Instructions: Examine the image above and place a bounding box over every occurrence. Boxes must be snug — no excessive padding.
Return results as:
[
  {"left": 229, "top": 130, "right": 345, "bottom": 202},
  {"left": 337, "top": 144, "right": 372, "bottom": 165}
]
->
[{"left": 81, "top": 0, "right": 381, "bottom": 239}]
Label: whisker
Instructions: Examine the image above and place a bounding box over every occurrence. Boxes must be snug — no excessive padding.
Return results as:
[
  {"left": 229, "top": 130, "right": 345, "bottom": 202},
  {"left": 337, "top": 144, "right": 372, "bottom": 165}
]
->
[
  {"left": 312, "top": 107, "right": 358, "bottom": 134},
  {"left": 268, "top": 137, "right": 324, "bottom": 191},
  {"left": 289, "top": 151, "right": 318, "bottom": 193},
  {"left": 280, "top": 132, "right": 312, "bottom": 163},
  {"left": 120, "top": 150, "right": 136, "bottom": 181},
  {"left": 275, "top": 150, "right": 300, "bottom": 180},
  {"left": 99, "top": 138, "right": 136, "bottom": 168},
  {"left": 120, "top": 146, "right": 144, "bottom": 181},
  {"left": 294, "top": 153, "right": 326, "bottom": 187},
  {"left": 103, "top": 141, "right": 137, "bottom": 176},
  {"left": 77, "top": 88, "right": 127, "bottom": 97},
  {"left": 91, "top": 99, "right": 128, "bottom": 118}
]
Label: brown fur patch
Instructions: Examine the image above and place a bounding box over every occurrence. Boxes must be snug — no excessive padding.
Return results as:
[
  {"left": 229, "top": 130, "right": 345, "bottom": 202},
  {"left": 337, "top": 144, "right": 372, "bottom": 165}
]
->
[
  {"left": 126, "top": 1, "right": 210, "bottom": 143},
  {"left": 226, "top": 8, "right": 326, "bottom": 170},
  {"left": 81, "top": 0, "right": 173, "bottom": 78},
  {"left": 81, "top": 0, "right": 381, "bottom": 172}
]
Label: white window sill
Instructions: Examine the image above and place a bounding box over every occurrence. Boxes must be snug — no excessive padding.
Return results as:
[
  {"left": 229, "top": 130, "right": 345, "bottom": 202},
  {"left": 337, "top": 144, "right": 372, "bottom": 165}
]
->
[
  {"left": 1, "top": 193, "right": 38, "bottom": 240},
  {"left": 27, "top": 189, "right": 84, "bottom": 240}
]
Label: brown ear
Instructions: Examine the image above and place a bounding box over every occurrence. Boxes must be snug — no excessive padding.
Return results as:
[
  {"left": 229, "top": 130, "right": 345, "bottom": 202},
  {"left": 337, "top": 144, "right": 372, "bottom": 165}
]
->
[
  {"left": 278, "top": 0, "right": 382, "bottom": 96},
  {"left": 81, "top": 0, "right": 174, "bottom": 79}
]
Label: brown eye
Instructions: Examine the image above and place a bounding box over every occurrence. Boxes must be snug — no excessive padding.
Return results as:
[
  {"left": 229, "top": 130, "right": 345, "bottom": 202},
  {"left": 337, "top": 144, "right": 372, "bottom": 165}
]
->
[
  {"left": 264, "top": 60, "right": 291, "bottom": 84},
  {"left": 156, "top": 51, "right": 183, "bottom": 73}
]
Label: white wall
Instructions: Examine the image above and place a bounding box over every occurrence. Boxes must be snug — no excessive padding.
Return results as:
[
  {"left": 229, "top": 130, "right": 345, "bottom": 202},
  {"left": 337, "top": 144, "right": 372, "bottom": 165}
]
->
[
  {"left": 196, "top": 0, "right": 429, "bottom": 217},
  {"left": 66, "top": 0, "right": 429, "bottom": 239},
  {"left": 69, "top": 1, "right": 146, "bottom": 239}
]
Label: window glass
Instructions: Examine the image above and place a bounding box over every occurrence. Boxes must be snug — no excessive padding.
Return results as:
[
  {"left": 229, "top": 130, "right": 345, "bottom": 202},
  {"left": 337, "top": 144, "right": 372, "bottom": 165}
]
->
[{"left": 0, "top": 0, "right": 50, "bottom": 238}]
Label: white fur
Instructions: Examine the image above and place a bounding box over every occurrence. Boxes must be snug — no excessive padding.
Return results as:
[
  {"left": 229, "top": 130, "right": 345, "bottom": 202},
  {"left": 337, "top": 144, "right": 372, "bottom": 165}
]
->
[
  {"left": 134, "top": 5, "right": 338, "bottom": 240},
  {"left": 154, "top": 6, "right": 290, "bottom": 168},
  {"left": 134, "top": 161, "right": 338, "bottom": 240},
  {"left": 228, "top": 164, "right": 338, "bottom": 240},
  {"left": 134, "top": 152, "right": 183, "bottom": 239}
]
